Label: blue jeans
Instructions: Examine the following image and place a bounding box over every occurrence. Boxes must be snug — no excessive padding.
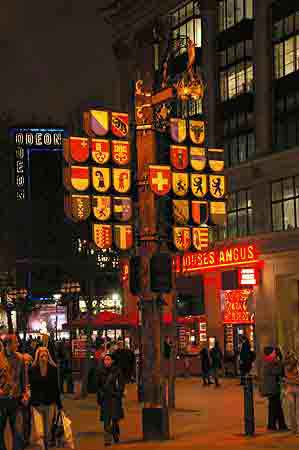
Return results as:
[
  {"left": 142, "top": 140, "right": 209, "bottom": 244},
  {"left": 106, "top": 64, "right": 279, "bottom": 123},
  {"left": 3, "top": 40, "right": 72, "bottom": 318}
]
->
[{"left": 0, "top": 403, "right": 24, "bottom": 450}]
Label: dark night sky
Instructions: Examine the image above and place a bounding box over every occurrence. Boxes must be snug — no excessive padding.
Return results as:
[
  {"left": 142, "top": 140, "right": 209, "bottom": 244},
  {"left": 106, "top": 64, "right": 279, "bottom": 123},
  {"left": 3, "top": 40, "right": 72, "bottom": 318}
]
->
[{"left": 0, "top": 1, "right": 119, "bottom": 124}]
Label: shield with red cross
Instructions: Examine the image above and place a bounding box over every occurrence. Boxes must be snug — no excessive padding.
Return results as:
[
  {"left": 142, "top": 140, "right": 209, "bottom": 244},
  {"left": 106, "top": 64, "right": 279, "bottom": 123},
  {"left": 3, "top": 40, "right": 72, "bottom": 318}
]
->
[{"left": 148, "top": 165, "right": 172, "bottom": 196}]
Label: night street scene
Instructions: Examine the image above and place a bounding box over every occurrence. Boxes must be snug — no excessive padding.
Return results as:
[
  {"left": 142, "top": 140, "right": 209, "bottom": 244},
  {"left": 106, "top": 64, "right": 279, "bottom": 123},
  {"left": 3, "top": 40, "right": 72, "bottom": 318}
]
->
[{"left": 1, "top": 0, "right": 299, "bottom": 449}]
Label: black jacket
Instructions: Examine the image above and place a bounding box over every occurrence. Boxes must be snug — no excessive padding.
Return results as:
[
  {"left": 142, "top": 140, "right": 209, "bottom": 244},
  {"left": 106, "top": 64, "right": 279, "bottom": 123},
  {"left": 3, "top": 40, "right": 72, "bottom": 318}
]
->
[
  {"left": 97, "top": 365, "right": 125, "bottom": 421},
  {"left": 29, "top": 364, "right": 62, "bottom": 409}
]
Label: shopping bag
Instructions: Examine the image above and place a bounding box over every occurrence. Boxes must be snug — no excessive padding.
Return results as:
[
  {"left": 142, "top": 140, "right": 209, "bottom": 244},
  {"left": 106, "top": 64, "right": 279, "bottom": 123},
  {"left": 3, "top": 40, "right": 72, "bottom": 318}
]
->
[
  {"left": 61, "top": 411, "right": 75, "bottom": 449},
  {"left": 30, "top": 407, "right": 45, "bottom": 450},
  {"left": 51, "top": 410, "right": 64, "bottom": 446}
]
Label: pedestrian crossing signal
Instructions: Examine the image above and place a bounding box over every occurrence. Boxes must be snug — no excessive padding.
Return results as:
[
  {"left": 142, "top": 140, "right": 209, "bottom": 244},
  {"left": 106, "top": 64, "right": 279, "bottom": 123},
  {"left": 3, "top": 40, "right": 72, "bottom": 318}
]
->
[
  {"left": 150, "top": 253, "right": 172, "bottom": 293},
  {"left": 129, "top": 256, "right": 142, "bottom": 295}
]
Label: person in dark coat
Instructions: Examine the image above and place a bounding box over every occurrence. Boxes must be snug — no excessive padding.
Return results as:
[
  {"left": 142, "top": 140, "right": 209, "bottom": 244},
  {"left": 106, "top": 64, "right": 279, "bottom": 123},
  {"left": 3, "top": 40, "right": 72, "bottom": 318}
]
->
[
  {"left": 210, "top": 340, "right": 223, "bottom": 387},
  {"left": 200, "top": 347, "right": 211, "bottom": 386},
  {"left": 29, "top": 347, "right": 62, "bottom": 449},
  {"left": 261, "top": 346, "right": 288, "bottom": 431},
  {"left": 97, "top": 354, "right": 125, "bottom": 446},
  {"left": 239, "top": 336, "right": 255, "bottom": 385}
]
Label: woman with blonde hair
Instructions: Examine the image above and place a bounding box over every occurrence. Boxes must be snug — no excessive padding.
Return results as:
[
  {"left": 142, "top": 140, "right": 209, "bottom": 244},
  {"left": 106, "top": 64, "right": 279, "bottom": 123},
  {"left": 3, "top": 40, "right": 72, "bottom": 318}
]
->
[{"left": 29, "top": 346, "right": 62, "bottom": 449}]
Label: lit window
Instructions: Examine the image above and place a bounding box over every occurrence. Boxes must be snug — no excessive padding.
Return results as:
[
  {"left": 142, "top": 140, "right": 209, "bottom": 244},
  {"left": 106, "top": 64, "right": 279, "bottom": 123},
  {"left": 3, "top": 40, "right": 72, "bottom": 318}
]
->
[
  {"left": 171, "top": 1, "right": 202, "bottom": 51},
  {"left": 273, "top": 11, "right": 299, "bottom": 79},
  {"left": 226, "top": 189, "right": 253, "bottom": 239},
  {"left": 218, "top": 0, "right": 253, "bottom": 32},
  {"left": 271, "top": 176, "right": 299, "bottom": 231},
  {"left": 219, "top": 40, "right": 253, "bottom": 101}
]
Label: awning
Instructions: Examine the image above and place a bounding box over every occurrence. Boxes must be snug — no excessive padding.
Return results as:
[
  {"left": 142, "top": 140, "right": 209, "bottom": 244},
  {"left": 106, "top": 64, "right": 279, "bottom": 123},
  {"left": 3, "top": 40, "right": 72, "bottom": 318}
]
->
[{"left": 65, "top": 311, "right": 205, "bottom": 329}]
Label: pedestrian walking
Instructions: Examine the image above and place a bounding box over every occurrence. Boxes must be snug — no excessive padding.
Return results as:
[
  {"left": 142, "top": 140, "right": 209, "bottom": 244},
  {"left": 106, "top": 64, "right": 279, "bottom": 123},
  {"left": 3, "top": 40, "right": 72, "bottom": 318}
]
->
[
  {"left": 210, "top": 340, "right": 223, "bottom": 387},
  {"left": 0, "top": 334, "right": 26, "bottom": 450},
  {"left": 29, "top": 346, "right": 62, "bottom": 449},
  {"left": 239, "top": 336, "right": 255, "bottom": 385},
  {"left": 21, "top": 353, "right": 33, "bottom": 447},
  {"left": 261, "top": 346, "right": 288, "bottom": 431},
  {"left": 97, "top": 354, "right": 125, "bottom": 446},
  {"left": 200, "top": 347, "right": 211, "bottom": 386},
  {"left": 283, "top": 352, "right": 299, "bottom": 434}
]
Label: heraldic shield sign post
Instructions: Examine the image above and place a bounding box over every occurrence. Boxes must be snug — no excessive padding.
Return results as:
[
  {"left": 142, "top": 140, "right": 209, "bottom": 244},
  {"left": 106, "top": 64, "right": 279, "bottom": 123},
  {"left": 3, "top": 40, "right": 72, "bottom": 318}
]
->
[{"left": 133, "top": 36, "right": 228, "bottom": 440}]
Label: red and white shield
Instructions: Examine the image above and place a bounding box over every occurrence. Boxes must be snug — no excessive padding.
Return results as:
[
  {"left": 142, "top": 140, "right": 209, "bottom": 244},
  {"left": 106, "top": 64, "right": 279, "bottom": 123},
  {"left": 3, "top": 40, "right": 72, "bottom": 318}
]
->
[
  {"left": 170, "top": 145, "right": 188, "bottom": 170},
  {"left": 148, "top": 165, "right": 171, "bottom": 196}
]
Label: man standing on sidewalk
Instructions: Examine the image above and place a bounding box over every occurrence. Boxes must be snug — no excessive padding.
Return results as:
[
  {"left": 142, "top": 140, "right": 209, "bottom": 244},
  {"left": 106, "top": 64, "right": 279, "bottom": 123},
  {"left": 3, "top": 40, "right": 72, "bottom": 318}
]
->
[{"left": 0, "top": 335, "right": 26, "bottom": 450}]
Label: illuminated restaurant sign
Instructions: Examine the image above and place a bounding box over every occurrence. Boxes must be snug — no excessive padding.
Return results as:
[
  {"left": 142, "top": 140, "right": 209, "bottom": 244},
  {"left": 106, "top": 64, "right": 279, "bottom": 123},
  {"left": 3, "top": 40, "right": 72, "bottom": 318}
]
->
[
  {"left": 222, "top": 289, "right": 254, "bottom": 324},
  {"left": 182, "top": 244, "right": 259, "bottom": 273},
  {"left": 238, "top": 267, "right": 258, "bottom": 286}
]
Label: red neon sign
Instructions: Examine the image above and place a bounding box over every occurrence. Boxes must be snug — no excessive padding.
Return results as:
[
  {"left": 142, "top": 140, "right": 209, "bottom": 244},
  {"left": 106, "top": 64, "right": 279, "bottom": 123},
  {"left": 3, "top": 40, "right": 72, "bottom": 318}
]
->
[
  {"left": 181, "top": 244, "right": 259, "bottom": 273},
  {"left": 222, "top": 289, "right": 254, "bottom": 324},
  {"left": 238, "top": 267, "right": 258, "bottom": 286}
]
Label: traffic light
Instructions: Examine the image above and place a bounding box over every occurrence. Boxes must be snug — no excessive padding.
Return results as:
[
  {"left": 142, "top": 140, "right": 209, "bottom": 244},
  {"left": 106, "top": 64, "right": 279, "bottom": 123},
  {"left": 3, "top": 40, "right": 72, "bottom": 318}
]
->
[
  {"left": 129, "top": 256, "right": 142, "bottom": 295},
  {"left": 150, "top": 253, "right": 172, "bottom": 293}
]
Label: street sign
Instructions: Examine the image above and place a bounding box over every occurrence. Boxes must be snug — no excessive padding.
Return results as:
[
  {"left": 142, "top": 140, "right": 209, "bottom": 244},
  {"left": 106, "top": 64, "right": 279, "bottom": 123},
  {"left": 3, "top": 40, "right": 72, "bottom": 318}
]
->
[{"left": 72, "top": 339, "right": 87, "bottom": 359}]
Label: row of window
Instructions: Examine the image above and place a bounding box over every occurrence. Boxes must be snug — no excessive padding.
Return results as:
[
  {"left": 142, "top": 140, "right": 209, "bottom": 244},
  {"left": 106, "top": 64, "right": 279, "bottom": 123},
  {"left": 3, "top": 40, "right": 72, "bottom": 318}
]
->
[
  {"left": 171, "top": 1, "right": 202, "bottom": 51},
  {"left": 274, "top": 35, "right": 299, "bottom": 79},
  {"left": 224, "top": 132, "right": 255, "bottom": 167},
  {"left": 215, "top": 175, "right": 299, "bottom": 241},
  {"left": 224, "top": 111, "right": 253, "bottom": 134},
  {"left": 219, "top": 40, "right": 253, "bottom": 68},
  {"left": 220, "top": 62, "right": 254, "bottom": 101},
  {"left": 276, "top": 91, "right": 299, "bottom": 115},
  {"left": 272, "top": 176, "right": 299, "bottom": 231},
  {"left": 273, "top": 11, "right": 299, "bottom": 42},
  {"left": 176, "top": 97, "right": 203, "bottom": 118},
  {"left": 171, "top": 1, "right": 200, "bottom": 28},
  {"left": 274, "top": 115, "right": 299, "bottom": 151},
  {"left": 218, "top": 0, "right": 253, "bottom": 32}
]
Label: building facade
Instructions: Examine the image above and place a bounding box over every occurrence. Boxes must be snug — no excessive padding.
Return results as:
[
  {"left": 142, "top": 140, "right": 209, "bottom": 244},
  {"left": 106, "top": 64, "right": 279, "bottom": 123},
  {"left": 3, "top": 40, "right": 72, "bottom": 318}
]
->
[{"left": 107, "top": 0, "right": 299, "bottom": 359}]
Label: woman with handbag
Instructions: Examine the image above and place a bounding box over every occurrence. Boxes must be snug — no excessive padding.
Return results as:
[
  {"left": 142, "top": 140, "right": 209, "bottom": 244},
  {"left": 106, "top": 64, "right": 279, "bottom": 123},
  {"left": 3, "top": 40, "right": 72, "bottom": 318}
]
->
[
  {"left": 29, "top": 346, "right": 62, "bottom": 449},
  {"left": 97, "top": 354, "right": 125, "bottom": 447}
]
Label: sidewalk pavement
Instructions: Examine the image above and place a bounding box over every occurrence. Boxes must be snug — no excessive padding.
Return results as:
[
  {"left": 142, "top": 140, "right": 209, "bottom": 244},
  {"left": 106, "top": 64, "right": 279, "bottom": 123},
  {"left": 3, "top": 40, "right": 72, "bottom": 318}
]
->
[
  {"left": 5, "top": 377, "right": 299, "bottom": 449},
  {"left": 62, "top": 377, "right": 299, "bottom": 450}
]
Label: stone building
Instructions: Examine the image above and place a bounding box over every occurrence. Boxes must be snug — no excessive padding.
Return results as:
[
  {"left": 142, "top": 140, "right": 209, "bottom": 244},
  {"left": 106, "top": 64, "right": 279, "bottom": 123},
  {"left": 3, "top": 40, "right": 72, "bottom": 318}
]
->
[{"left": 105, "top": 0, "right": 299, "bottom": 359}]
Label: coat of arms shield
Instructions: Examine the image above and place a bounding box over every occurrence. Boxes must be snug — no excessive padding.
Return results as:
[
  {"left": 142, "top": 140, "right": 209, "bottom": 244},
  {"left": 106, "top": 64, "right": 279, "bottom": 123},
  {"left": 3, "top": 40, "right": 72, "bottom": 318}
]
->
[
  {"left": 91, "top": 139, "right": 110, "bottom": 164},
  {"left": 190, "top": 147, "right": 206, "bottom": 171},
  {"left": 113, "top": 197, "right": 132, "bottom": 221},
  {"left": 70, "top": 166, "right": 90, "bottom": 191},
  {"left": 172, "top": 172, "right": 189, "bottom": 197},
  {"left": 189, "top": 120, "right": 205, "bottom": 145},
  {"left": 111, "top": 112, "right": 129, "bottom": 138},
  {"left": 192, "top": 227, "right": 209, "bottom": 251},
  {"left": 209, "top": 175, "right": 226, "bottom": 199},
  {"left": 112, "top": 141, "right": 130, "bottom": 166},
  {"left": 93, "top": 223, "right": 112, "bottom": 249},
  {"left": 210, "top": 202, "right": 226, "bottom": 225},
  {"left": 173, "top": 200, "right": 189, "bottom": 224},
  {"left": 170, "top": 118, "right": 187, "bottom": 143},
  {"left": 148, "top": 165, "right": 171, "bottom": 196},
  {"left": 170, "top": 145, "right": 188, "bottom": 170},
  {"left": 191, "top": 201, "right": 209, "bottom": 225},
  {"left": 92, "top": 167, "right": 111, "bottom": 193},
  {"left": 114, "top": 225, "right": 133, "bottom": 250},
  {"left": 92, "top": 196, "right": 112, "bottom": 221},
  {"left": 191, "top": 174, "right": 207, "bottom": 198},
  {"left": 208, "top": 148, "right": 225, "bottom": 172},
  {"left": 71, "top": 194, "right": 91, "bottom": 221},
  {"left": 173, "top": 227, "right": 191, "bottom": 251},
  {"left": 113, "top": 168, "right": 131, "bottom": 193}
]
